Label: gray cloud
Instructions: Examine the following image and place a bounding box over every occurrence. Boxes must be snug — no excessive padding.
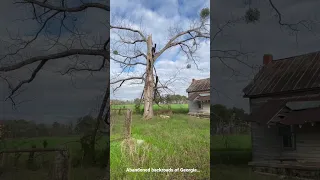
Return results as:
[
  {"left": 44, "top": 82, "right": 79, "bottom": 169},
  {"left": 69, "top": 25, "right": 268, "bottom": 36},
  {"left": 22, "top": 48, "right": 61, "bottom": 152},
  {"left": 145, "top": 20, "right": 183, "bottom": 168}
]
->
[
  {"left": 0, "top": 1, "right": 108, "bottom": 124},
  {"left": 110, "top": 0, "right": 210, "bottom": 100},
  {"left": 211, "top": 0, "right": 320, "bottom": 112}
]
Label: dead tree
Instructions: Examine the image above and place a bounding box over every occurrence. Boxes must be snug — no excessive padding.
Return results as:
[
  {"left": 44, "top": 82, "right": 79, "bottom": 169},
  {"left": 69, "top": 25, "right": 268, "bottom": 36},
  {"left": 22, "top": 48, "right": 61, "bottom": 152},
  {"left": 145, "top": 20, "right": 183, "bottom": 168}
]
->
[
  {"left": 0, "top": 0, "right": 110, "bottom": 168},
  {"left": 110, "top": 8, "right": 210, "bottom": 120}
]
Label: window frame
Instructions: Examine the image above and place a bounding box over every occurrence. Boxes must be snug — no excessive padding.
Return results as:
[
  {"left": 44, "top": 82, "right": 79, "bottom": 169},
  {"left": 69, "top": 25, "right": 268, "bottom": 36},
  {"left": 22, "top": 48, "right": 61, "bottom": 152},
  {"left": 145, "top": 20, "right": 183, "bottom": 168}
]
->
[
  {"left": 280, "top": 125, "right": 296, "bottom": 151},
  {"left": 198, "top": 101, "right": 203, "bottom": 109}
]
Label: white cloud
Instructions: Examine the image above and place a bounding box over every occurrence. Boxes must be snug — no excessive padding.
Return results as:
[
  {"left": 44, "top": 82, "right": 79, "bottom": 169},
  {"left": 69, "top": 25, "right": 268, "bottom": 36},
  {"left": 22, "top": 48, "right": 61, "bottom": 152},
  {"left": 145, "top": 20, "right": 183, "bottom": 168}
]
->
[{"left": 110, "top": 0, "right": 210, "bottom": 100}]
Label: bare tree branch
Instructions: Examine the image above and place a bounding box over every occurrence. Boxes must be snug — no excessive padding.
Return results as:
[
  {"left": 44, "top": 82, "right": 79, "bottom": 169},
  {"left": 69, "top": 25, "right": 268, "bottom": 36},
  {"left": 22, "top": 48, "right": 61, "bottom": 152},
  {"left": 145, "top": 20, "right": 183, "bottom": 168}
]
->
[
  {"left": 0, "top": 1, "right": 109, "bottom": 106},
  {"left": 111, "top": 25, "right": 147, "bottom": 41},
  {"left": 111, "top": 76, "right": 145, "bottom": 92},
  {"left": 15, "top": 0, "right": 110, "bottom": 12},
  {"left": 154, "top": 27, "right": 209, "bottom": 60},
  {"left": 0, "top": 49, "right": 107, "bottom": 72}
]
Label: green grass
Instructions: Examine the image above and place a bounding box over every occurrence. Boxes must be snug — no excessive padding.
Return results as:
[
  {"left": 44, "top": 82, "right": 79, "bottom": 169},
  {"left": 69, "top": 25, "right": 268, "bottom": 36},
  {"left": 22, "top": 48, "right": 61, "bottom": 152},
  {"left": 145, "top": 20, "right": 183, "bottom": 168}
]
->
[
  {"left": 110, "top": 114, "right": 210, "bottom": 179},
  {"left": 1, "top": 135, "right": 108, "bottom": 151},
  {"left": 211, "top": 135, "right": 252, "bottom": 165},
  {"left": 111, "top": 104, "right": 189, "bottom": 114},
  {"left": 0, "top": 167, "right": 106, "bottom": 180},
  {"left": 211, "top": 135, "right": 251, "bottom": 150},
  {"left": 0, "top": 136, "right": 108, "bottom": 180},
  {"left": 211, "top": 135, "right": 284, "bottom": 179}
]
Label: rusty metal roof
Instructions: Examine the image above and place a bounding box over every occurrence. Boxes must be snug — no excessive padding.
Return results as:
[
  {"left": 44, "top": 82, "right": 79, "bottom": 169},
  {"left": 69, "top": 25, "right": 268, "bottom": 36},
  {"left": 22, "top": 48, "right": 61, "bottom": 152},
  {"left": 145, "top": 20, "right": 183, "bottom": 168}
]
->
[
  {"left": 186, "top": 78, "right": 210, "bottom": 93},
  {"left": 243, "top": 51, "right": 320, "bottom": 97}
]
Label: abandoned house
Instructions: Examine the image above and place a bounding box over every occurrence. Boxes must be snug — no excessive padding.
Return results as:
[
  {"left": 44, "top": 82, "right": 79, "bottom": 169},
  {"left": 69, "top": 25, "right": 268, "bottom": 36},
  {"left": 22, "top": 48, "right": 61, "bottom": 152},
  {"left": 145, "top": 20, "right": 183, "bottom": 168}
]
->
[
  {"left": 186, "top": 78, "right": 210, "bottom": 117},
  {"left": 243, "top": 52, "right": 320, "bottom": 179}
]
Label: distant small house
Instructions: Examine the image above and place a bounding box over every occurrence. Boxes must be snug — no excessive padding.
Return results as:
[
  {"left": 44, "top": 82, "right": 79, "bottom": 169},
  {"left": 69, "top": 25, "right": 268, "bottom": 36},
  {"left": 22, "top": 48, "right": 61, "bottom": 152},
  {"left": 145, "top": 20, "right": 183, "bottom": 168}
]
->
[
  {"left": 243, "top": 53, "right": 320, "bottom": 179},
  {"left": 186, "top": 78, "right": 210, "bottom": 117}
]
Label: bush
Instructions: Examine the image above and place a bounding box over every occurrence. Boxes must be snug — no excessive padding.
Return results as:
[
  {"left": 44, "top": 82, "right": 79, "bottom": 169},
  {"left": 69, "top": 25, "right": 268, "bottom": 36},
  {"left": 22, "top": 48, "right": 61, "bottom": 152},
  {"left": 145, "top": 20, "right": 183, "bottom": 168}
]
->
[{"left": 134, "top": 104, "right": 141, "bottom": 114}]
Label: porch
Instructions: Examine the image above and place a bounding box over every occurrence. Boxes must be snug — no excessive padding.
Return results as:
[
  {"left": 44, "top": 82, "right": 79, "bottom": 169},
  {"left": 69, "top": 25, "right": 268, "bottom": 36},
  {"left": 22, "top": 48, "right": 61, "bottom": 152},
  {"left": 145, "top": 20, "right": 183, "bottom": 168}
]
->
[
  {"left": 249, "top": 160, "right": 320, "bottom": 179},
  {"left": 187, "top": 112, "right": 210, "bottom": 118}
]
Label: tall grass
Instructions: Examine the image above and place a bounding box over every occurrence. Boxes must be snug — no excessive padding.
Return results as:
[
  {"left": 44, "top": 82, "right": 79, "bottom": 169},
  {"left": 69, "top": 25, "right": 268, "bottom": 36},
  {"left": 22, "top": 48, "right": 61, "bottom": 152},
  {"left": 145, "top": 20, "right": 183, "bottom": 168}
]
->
[
  {"left": 0, "top": 136, "right": 108, "bottom": 179},
  {"left": 110, "top": 114, "right": 210, "bottom": 179},
  {"left": 210, "top": 135, "right": 283, "bottom": 180},
  {"left": 211, "top": 135, "right": 252, "bottom": 165}
]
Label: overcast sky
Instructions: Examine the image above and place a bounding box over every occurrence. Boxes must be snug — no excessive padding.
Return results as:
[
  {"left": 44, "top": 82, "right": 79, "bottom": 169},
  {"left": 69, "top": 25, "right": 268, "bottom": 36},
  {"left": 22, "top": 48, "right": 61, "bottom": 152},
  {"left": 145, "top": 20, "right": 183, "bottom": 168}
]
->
[
  {"left": 211, "top": 0, "right": 320, "bottom": 112},
  {"left": 2, "top": 1, "right": 318, "bottom": 123},
  {"left": 110, "top": 0, "right": 210, "bottom": 101},
  {"left": 0, "top": 1, "right": 108, "bottom": 123}
]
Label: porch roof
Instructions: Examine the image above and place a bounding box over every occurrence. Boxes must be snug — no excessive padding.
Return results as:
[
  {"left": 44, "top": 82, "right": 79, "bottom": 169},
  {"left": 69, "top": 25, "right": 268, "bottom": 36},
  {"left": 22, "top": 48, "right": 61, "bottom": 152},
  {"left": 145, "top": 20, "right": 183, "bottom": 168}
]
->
[
  {"left": 247, "top": 98, "right": 320, "bottom": 125},
  {"left": 194, "top": 95, "right": 210, "bottom": 102},
  {"left": 188, "top": 91, "right": 210, "bottom": 101},
  {"left": 247, "top": 99, "right": 287, "bottom": 124},
  {"left": 280, "top": 107, "right": 320, "bottom": 125}
]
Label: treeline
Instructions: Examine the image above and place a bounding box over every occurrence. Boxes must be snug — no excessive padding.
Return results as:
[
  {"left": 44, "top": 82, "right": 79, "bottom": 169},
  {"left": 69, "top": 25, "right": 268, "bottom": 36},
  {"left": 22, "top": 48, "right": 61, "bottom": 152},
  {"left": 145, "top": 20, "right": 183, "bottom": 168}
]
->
[
  {"left": 0, "top": 115, "right": 104, "bottom": 139},
  {"left": 111, "top": 94, "right": 188, "bottom": 105},
  {"left": 134, "top": 94, "right": 188, "bottom": 105},
  {"left": 211, "top": 104, "right": 250, "bottom": 134},
  {"left": 110, "top": 99, "right": 133, "bottom": 105}
]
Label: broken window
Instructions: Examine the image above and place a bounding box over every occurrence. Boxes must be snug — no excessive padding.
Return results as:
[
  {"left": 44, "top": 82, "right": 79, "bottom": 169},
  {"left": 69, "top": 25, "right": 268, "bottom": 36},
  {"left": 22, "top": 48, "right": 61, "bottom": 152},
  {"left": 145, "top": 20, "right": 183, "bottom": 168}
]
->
[{"left": 198, "top": 102, "right": 202, "bottom": 109}]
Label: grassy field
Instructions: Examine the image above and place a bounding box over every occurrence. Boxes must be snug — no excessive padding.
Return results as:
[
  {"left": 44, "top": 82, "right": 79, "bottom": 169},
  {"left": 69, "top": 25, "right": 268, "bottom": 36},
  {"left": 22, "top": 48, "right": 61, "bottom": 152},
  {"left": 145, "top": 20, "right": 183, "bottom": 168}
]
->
[
  {"left": 0, "top": 136, "right": 108, "bottom": 180},
  {"left": 110, "top": 114, "right": 210, "bottom": 179},
  {"left": 211, "top": 135, "right": 283, "bottom": 180},
  {"left": 211, "top": 134, "right": 251, "bottom": 149},
  {"left": 1, "top": 135, "right": 108, "bottom": 151},
  {"left": 111, "top": 103, "right": 189, "bottom": 114},
  {"left": 0, "top": 113, "right": 283, "bottom": 180}
]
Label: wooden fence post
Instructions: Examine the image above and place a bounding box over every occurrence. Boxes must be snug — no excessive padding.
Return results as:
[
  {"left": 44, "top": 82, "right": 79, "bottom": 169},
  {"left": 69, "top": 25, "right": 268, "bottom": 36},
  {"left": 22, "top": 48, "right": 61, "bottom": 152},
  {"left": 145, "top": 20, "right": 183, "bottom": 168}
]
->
[
  {"left": 51, "top": 150, "right": 69, "bottom": 180},
  {"left": 124, "top": 109, "right": 132, "bottom": 139},
  {"left": 110, "top": 111, "right": 115, "bottom": 134},
  {"left": 0, "top": 152, "right": 7, "bottom": 168}
]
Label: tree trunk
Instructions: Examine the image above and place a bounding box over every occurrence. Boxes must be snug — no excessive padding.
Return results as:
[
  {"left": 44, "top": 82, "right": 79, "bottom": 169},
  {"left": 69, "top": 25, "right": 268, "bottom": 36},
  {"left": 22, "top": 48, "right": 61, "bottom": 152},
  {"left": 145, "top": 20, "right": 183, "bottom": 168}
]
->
[
  {"left": 143, "top": 35, "right": 155, "bottom": 120},
  {"left": 89, "top": 88, "right": 108, "bottom": 163}
]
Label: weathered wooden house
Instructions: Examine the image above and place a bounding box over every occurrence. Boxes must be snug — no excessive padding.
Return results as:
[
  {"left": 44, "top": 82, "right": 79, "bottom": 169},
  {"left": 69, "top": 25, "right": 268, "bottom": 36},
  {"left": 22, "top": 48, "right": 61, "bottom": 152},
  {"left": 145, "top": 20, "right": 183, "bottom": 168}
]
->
[
  {"left": 186, "top": 78, "right": 210, "bottom": 117},
  {"left": 243, "top": 53, "right": 320, "bottom": 179}
]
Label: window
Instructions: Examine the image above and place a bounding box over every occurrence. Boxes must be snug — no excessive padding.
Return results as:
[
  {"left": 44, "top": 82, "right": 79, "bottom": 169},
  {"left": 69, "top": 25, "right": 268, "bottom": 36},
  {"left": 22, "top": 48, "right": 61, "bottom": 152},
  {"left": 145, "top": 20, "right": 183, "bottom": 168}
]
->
[
  {"left": 279, "top": 125, "right": 296, "bottom": 150},
  {"left": 198, "top": 102, "right": 203, "bottom": 109}
]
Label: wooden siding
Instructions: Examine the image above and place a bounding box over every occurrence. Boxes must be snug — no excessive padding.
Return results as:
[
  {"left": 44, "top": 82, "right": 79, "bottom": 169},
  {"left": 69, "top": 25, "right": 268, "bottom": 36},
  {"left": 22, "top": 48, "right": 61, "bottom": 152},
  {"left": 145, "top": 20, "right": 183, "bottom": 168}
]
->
[
  {"left": 201, "top": 102, "right": 210, "bottom": 113},
  {"left": 188, "top": 101, "right": 210, "bottom": 114},
  {"left": 251, "top": 123, "right": 281, "bottom": 160},
  {"left": 281, "top": 124, "right": 320, "bottom": 162},
  {"left": 249, "top": 91, "right": 320, "bottom": 162}
]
